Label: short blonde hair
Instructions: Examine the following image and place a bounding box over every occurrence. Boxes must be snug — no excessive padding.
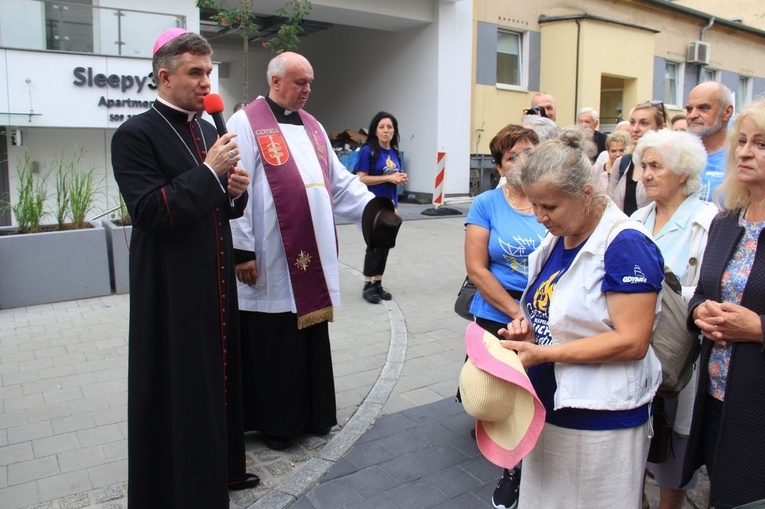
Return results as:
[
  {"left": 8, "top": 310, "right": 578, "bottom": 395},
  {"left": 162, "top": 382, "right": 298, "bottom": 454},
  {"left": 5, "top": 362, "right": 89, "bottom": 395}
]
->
[{"left": 606, "top": 130, "right": 633, "bottom": 154}]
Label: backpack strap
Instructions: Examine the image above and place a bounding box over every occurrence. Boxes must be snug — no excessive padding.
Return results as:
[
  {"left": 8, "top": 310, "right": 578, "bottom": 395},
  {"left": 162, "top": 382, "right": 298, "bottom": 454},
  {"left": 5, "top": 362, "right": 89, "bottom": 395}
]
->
[
  {"left": 606, "top": 218, "right": 640, "bottom": 246},
  {"left": 618, "top": 154, "right": 633, "bottom": 181}
]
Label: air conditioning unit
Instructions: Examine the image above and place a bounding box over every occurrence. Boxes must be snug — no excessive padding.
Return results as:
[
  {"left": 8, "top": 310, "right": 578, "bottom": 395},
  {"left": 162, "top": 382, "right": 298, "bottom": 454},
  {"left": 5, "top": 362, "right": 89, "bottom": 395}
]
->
[{"left": 687, "top": 41, "right": 711, "bottom": 65}]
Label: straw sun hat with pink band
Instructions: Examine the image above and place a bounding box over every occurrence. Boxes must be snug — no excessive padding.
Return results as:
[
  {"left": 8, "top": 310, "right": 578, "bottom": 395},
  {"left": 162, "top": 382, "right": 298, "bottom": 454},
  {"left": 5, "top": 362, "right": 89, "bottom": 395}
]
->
[{"left": 459, "top": 322, "right": 546, "bottom": 468}]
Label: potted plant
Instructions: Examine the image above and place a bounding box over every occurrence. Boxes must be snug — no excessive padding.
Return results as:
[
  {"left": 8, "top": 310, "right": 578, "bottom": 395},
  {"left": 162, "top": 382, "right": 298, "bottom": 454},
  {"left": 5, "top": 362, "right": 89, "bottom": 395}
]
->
[
  {"left": 102, "top": 195, "right": 132, "bottom": 294},
  {"left": 0, "top": 148, "right": 112, "bottom": 309}
]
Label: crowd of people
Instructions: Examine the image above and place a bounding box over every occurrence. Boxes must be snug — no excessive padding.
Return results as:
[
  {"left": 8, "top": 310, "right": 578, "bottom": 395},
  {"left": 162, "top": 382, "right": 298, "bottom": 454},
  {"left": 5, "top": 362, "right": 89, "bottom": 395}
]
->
[
  {"left": 112, "top": 26, "right": 765, "bottom": 509},
  {"left": 462, "top": 86, "right": 765, "bottom": 509}
]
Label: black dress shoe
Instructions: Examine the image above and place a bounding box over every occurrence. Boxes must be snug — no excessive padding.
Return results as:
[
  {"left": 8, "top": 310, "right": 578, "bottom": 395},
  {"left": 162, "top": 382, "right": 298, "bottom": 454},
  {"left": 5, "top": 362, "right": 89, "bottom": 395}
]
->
[
  {"left": 375, "top": 284, "right": 392, "bottom": 301},
  {"left": 306, "top": 425, "right": 332, "bottom": 436},
  {"left": 363, "top": 285, "right": 381, "bottom": 304},
  {"left": 229, "top": 473, "right": 260, "bottom": 491},
  {"left": 262, "top": 434, "right": 291, "bottom": 450}
]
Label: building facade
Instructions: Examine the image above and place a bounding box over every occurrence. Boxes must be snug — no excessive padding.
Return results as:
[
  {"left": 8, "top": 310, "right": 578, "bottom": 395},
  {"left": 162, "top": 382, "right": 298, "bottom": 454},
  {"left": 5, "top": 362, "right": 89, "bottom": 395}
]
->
[
  {"left": 0, "top": 0, "right": 472, "bottom": 226},
  {"left": 2, "top": 0, "right": 765, "bottom": 227},
  {"left": 472, "top": 0, "right": 765, "bottom": 157}
]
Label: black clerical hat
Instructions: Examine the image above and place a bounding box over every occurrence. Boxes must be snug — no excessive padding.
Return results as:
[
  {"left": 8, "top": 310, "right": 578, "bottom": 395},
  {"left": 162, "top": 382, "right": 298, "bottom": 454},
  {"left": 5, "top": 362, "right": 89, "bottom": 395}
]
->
[{"left": 362, "top": 197, "right": 402, "bottom": 249}]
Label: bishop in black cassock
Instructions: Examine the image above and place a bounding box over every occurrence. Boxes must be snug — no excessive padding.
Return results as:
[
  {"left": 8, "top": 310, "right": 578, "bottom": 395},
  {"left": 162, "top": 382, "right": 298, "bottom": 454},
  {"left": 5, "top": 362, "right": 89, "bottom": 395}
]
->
[{"left": 111, "top": 30, "right": 256, "bottom": 508}]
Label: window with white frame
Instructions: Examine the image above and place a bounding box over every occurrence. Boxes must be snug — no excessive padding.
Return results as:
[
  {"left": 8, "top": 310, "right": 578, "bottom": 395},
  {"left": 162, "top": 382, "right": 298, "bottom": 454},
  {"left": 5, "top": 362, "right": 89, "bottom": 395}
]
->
[
  {"left": 664, "top": 61, "right": 683, "bottom": 107},
  {"left": 738, "top": 76, "right": 753, "bottom": 111},
  {"left": 702, "top": 68, "right": 720, "bottom": 83},
  {"left": 497, "top": 31, "right": 523, "bottom": 88}
]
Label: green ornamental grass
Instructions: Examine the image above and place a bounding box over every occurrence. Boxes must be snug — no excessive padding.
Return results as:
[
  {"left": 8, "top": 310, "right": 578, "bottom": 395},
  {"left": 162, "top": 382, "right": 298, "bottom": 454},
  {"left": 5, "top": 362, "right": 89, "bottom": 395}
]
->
[{"left": 9, "top": 149, "right": 48, "bottom": 233}]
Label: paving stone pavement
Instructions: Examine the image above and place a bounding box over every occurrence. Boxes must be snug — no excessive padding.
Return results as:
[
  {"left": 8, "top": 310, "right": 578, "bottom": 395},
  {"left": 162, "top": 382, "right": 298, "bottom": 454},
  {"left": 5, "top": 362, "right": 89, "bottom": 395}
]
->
[{"left": 0, "top": 202, "right": 710, "bottom": 509}]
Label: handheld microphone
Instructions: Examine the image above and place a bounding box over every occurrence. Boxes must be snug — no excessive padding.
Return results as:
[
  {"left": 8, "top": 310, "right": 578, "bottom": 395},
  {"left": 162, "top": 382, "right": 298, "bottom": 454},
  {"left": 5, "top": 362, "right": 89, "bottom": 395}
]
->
[{"left": 203, "top": 93, "right": 228, "bottom": 137}]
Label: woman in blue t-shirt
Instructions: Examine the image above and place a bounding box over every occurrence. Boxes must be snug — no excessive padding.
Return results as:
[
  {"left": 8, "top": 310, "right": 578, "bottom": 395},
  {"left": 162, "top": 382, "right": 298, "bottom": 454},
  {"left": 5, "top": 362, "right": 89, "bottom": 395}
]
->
[
  {"left": 464, "top": 124, "right": 546, "bottom": 509},
  {"left": 500, "top": 127, "right": 665, "bottom": 508},
  {"left": 355, "top": 111, "right": 408, "bottom": 303}
]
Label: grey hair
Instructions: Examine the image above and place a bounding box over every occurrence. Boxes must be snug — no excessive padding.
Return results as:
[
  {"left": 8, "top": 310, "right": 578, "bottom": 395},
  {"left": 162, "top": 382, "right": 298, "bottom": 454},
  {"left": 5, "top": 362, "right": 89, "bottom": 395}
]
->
[
  {"left": 152, "top": 32, "right": 211, "bottom": 78},
  {"left": 579, "top": 107, "right": 599, "bottom": 124},
  {"left": 520, "top": 126, "right": 601, "bottom": 199},
  {"left": 632, "top": 129, "right": 707, "bottom": 196},
  {"left": 521, "top": 115, "right": 559, "bottom": 142},
  {"left": 266, "top": 53, "right": 289, "bottom": 84},
  {"left": 717, "top": 83, "right": 734, "bottom": 108}
]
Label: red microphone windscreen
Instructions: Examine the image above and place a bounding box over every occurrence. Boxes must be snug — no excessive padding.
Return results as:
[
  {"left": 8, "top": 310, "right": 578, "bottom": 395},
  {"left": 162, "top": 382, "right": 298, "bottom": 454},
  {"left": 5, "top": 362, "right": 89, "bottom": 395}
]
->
[{"left": 204, "top": 93, "right": 225, "bottom": 115}]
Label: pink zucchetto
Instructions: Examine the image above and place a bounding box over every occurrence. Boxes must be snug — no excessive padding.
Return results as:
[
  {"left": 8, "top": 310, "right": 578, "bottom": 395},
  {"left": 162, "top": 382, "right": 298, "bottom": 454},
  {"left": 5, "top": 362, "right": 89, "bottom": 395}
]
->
[{"left": 152, "top": 28, "right": 188, "bottom": 56}]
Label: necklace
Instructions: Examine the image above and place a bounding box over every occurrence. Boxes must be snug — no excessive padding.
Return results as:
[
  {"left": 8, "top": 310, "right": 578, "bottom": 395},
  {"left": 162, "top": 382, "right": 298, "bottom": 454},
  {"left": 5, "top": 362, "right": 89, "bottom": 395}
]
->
[
  {"left": 152, "top": 104, "right": 208, "bottom": 165},
  {"left": 744, "top": 205, "right": 765, "bottom": 223},
  {"left": 504, "top": 185, "right": 532, "bottom": 212}
]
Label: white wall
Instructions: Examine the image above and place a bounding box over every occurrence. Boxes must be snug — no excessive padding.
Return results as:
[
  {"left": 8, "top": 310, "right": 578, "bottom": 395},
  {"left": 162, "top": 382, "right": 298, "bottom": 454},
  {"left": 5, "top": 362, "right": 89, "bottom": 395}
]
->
[
  {"left": 436, "top": 0, "right": 473, "bottom": 198},
  {"left": 214, "top": 1, "right": 474, "bottom": 199}
]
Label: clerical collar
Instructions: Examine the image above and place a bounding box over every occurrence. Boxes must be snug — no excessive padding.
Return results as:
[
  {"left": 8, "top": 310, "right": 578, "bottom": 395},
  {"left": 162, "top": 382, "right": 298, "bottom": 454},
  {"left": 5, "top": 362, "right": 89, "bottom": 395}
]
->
[
  {"left": 265, "top": 95, "right": 303, "bottom": 126},
  {"left": 155, "top": 96, "right": 198, "bottom": 122}
]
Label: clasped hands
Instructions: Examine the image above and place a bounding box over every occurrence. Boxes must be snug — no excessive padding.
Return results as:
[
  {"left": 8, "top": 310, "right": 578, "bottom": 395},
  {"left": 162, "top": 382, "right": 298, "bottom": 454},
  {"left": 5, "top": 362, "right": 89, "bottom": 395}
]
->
[
  {"left": 389, "top": 172, "right": 408, "bottom": 185},
  {"left": 207, "top": 132, "right": 250, "bottom": 198},
  {"left": 693, "top": 300, "right": 764, "bottom": 346}
]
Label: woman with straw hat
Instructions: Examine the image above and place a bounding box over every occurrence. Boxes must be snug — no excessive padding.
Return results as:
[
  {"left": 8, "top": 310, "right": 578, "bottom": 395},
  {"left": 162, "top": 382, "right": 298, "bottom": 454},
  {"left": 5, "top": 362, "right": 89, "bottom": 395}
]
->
[{"left": 500, "top": 127, "right": 665, "bottom": 508}]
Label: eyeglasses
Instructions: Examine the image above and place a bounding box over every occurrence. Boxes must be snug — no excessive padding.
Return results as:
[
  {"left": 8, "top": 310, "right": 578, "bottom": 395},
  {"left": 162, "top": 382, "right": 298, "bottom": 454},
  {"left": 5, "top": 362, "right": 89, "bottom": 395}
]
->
[
  {"left": 637, "top": 100, "right": 667, "bottom": 123},
  {"left": 507, "top": 147, "right": 533, "bottom": 164}
]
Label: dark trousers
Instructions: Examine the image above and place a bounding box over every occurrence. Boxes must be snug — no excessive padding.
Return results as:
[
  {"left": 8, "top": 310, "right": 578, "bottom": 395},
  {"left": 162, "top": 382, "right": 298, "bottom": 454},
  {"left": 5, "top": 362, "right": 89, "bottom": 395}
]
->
[
  {"left": 701, "top": 393, "right": 723, "bottom": 482},
  {"left": 363, "top": 247, "right": 390, "bottom": 277}
]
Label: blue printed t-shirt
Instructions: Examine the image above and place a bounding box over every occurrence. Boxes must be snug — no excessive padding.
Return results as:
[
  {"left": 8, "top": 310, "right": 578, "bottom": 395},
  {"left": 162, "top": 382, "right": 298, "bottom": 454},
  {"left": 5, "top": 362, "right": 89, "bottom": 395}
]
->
[
  {"left": 698, "top": 149, "right": 725, "bottom": 203},
  {"left": 355, "top": 145, "right": 402, "bottom": 205},
  {"left": 524, "top": 229, "right": 664, "bottom": 430},
  {"left": 465, "top": 188, "right": 546, "bottom": 324}
]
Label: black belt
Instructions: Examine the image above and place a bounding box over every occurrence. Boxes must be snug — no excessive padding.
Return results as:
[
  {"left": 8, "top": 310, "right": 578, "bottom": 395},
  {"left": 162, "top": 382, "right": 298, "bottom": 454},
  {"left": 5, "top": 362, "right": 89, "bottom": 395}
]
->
[{"left": 508, "top": 289, "right": 523, "bottom": 300}]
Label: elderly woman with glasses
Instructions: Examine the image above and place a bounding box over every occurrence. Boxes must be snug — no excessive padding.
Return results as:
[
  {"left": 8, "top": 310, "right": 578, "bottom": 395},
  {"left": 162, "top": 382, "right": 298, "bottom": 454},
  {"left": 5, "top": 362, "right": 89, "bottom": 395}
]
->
[
  {"left": 594, "top": 130, "right": 632, "bottom": 190},
  {"left": 609, "top": 100, "right": 668, "bottom": 215},
  {"left": 630, "top": 129, "right": 718, "bottom": 509}
]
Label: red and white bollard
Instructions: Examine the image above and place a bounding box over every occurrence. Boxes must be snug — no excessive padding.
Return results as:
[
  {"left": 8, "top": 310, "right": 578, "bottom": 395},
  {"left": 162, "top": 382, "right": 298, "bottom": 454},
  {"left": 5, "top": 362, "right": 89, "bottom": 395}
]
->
[
  {"left": 421, "top": 150, "right": 461, "bottom": 216},
  {"left": 432, "top": 151, "right": 446, "bottom": 207}
]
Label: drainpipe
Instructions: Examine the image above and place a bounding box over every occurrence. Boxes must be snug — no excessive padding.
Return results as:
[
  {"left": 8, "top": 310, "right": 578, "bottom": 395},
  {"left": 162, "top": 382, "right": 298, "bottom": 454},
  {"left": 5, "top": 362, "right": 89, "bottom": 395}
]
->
[
  {"left": 698, "top": 17, "right": 714, "bottom": 82},
  {"left": 574, "top": 19, "right": 581, "bottom": 122}
]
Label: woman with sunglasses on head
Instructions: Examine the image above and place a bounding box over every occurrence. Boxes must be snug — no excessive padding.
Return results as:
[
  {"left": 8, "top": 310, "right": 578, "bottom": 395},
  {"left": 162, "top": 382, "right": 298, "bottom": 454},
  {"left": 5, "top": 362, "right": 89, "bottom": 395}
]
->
[
  {"left": 609, "top": 100, "right": 668, "bottom": 215},
  {"left": 355, "top": 111, "right": 408, "bottom": 303}
]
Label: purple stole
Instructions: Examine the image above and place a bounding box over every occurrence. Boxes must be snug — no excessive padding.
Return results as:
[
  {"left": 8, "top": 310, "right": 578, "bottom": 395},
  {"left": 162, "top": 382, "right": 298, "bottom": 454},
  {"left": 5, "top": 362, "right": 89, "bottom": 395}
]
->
[{"left": 244, "top": 98, "right": 334, "bottom": 329}]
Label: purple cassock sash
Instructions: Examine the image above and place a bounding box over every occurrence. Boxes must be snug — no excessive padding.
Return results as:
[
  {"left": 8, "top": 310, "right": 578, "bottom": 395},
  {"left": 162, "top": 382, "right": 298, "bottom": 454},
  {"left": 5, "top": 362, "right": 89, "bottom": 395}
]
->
[{"left": 245, "top": 98, "right": 334, "bottom": 329}]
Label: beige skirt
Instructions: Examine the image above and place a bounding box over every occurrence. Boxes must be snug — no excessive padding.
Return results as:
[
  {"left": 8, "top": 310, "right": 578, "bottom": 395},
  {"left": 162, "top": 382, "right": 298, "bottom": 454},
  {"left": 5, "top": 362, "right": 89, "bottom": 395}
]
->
[{"left": 519, "top": 421, "right": 650, "bottom": 509}]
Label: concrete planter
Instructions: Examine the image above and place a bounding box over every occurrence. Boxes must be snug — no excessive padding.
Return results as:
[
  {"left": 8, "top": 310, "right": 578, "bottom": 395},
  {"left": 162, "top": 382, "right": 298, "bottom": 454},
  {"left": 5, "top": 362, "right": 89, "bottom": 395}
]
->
[
  {"left": 103, "top": 218, "right": 132, "bottom": 294},
  {"left": 0, "top": 221, "right": 111, "bottom": 309}
]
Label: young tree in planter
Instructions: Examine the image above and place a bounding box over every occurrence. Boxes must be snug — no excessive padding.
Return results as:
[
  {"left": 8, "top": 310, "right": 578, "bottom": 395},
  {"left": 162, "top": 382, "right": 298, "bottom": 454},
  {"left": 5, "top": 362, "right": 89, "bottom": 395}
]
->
[{"left": 196, "top": 0, "right": 312, "bottom": 102}]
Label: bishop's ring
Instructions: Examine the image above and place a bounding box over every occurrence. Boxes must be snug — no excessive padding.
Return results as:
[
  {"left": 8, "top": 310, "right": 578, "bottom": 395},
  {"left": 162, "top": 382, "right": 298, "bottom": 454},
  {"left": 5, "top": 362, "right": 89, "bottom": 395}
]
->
[{"left": 228, "top": 149, "right": 236, "bottom": 158}]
